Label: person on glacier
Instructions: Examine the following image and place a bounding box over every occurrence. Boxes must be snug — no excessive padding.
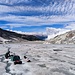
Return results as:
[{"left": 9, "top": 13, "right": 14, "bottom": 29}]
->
[{"left": 5, "top": 48, "right": 10, "bottom": 59}]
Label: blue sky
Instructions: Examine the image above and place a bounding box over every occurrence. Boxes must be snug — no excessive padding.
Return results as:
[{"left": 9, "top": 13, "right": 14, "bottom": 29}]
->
[
  {"left": 0, "top": 0, "right": 75, "bottom": 34},
  {"left": 11, "top": 24, "right": 64, "bottom": 32}
]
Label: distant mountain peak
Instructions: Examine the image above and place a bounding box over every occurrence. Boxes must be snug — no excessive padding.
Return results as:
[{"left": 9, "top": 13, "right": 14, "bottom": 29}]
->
[{"left": 47, "top": 30, "right": 75, "bottom": 44}]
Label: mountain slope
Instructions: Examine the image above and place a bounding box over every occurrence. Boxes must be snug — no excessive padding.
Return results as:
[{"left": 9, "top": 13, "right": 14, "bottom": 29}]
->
[
  {"left": 47, "top": 30, "right": 75, "bottom": 44},
  {"left": 0, "top": 28, "right": 40, "bottom": 43}
]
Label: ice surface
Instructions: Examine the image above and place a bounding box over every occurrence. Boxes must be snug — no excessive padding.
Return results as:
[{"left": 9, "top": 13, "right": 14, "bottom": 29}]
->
[{"left": 0, "top": 42, "right": 75, "bottom": 75}]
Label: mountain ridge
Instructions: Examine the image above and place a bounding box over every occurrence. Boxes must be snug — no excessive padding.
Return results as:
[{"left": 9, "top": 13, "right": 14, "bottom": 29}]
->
[
  {"left": 0, "top": 28, "right": 41, "bottom": 43},
  {"left": 47, "top": 30, "right": 75, "bottom": 44}
]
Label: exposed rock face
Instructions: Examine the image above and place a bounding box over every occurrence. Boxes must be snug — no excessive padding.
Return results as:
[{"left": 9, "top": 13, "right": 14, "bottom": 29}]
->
[
  {"left": 0, "top": 28, "right": 40, "bottom": 43},
  {"left": 48, "top": 30, "right": 75, "bottom": 44}
]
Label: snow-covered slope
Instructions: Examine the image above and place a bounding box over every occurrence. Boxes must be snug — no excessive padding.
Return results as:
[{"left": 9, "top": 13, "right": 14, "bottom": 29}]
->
[
  {"left": 47, "top": 30, "right": 75, "bottom": 44},
  {"left": 0, "top": 37, "right": 11, "bottom": 44},
  {"left": 0, "top": 43, "right": 75, "bottom": 75}
]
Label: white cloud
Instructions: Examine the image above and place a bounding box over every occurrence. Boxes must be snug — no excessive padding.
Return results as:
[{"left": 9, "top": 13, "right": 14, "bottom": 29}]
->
[
  {"left": 0, "top": 5, "right": 18, "bottom": 13},
  {"left": 0, "top": 0, "right": 75, "bottom": 35},
  {"left": 65, "top": 23, "right": 75, "bottom": 30},
  {"left": 46, "top": 27, "right": 70, "bottom": 40},
  {"left": 0, "top": 0, "right": 32, "bottom": 5},
  {"left": 0, "top": 0, "right": 75, "bottom": 15},
  {"left": 0, "top": 25, "right": 8, "bottom": 29},
  {"left": 0, "top": 15, "right": 75, "bottom": 29},
  {"left": 46, "top": 22, "right": 75, "bottom": 40},
  {"left": 7, "top": 29, "right": 47, "bottom": 36}
]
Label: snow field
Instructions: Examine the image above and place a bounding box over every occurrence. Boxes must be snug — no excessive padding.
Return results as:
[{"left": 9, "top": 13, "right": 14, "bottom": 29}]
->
[{"left": 0, "top": 42, "right": 75, "bottom": 75}]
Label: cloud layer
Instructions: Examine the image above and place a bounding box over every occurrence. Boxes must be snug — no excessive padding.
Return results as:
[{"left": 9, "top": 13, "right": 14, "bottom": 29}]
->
[{"left": 0, "top": 0, "right": 75, "bottom": 34}]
